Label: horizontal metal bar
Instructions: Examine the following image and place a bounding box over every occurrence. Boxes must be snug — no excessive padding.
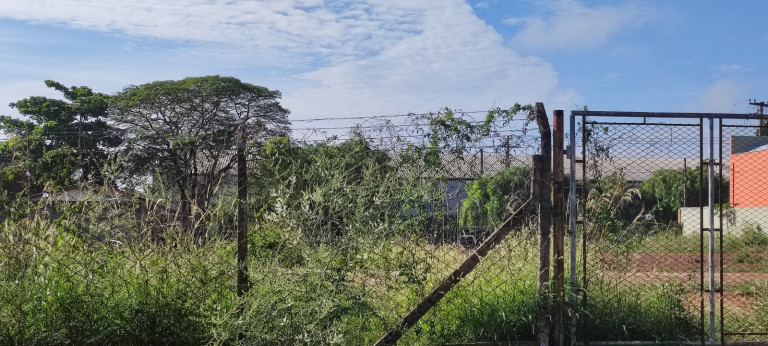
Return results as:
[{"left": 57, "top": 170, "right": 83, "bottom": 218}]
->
[
  {"left": 722, "top": 124, "right": 763, "bottom": 128},
  {"left": 722, "top": 331, "right": 768, "bottom": 335},
  {"left": 577, "top": 341, "right": 767, "bottom": 346},
  {"left": 701, "top": 228, "right": 722, "bottom": 233},
  {"left": 583, "top": 121, "right": 701, "bottom": 127},
  {"left": 571, "top": 110, "right": 765, "bottom": 120}
]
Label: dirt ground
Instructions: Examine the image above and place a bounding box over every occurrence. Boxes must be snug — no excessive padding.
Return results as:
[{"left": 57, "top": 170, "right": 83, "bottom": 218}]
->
[
  {"left": 595, "top": 251, "right": 768, "bottom": 319},
  {"left": 597, "top": 252, "right": 768, "bottom": 285}
]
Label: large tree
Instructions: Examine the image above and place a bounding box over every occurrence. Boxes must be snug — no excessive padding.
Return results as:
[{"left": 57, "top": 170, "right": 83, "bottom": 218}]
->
[
  {"left": 0, "top": 81, "right": 118, "bottom": 201},
  {"left": 110, "top": 76, "right": 290, "bottom": 236}
]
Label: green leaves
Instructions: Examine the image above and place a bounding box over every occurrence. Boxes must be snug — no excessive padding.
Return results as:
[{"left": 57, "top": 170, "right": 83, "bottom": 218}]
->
[
  {"left": 110, "top": 76, "right": 291, "bottom": 235},
  {"left": 460, "top": 166, "right": 531, "bottom": 227},
  {"left": 0, "top": 80, "right": 117, "bottom": 201}
]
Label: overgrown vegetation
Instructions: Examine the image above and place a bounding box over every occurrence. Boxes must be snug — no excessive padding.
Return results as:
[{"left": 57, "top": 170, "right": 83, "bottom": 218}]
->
[
  {"left": 2, "top": 81, "right": 767, "bottom": 344},
  {"left": 460, "top": 165, "right": 531, "bottom": 228}
]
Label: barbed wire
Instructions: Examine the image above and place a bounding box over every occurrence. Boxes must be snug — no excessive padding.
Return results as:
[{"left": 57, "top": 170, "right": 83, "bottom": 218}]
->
[{"left": 288, "top": 109, "right": 524, "bottom": 122}]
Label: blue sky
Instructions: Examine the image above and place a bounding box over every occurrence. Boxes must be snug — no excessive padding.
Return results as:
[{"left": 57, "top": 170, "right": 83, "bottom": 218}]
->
[{"left": 1, "top": 0, "right": 767, "bottom": 123}]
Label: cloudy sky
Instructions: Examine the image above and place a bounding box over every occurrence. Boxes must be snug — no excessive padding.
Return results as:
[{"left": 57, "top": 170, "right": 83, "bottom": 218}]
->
[{"left": 1, "top": 0, "right": 767, "bottom": 123}]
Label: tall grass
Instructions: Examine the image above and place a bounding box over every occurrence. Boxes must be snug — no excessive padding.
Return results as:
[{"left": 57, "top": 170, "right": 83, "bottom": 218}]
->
[
  {"left": 0, "top": 213, "right": 237, "bottom": 345},
  {"left": 579, "top": 280, "right": 702, "bottom": 341},
  {"left": 2, "top": 197, "right": 766, "bottom": 344}
]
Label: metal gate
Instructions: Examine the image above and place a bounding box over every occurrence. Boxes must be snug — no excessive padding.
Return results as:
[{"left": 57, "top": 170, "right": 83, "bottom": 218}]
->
[{"left": 569, "top": 111, "right": 768, "bottom": 344}]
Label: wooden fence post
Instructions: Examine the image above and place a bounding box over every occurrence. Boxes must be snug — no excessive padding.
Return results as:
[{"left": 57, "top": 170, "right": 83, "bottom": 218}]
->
[
  {"left": 552, "top": 109, "right": 565, "bottom": 345},
  {"left": 373, "top": 198, "right": 532, "bottom": 346},
  {"left": 237, "top": 118, "right": 249, "bottom": 298},
  {"left": 534, "top": 102, "right": 552, "bottom": 346}
]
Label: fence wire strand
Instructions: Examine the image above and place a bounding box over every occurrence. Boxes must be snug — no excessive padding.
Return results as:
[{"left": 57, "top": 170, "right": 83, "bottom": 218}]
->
[{"left": 0, "top": 111, "right": 544, "bottom": 345}]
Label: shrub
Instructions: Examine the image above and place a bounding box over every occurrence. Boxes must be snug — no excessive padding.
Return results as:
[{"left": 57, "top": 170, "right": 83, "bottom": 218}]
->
[{"left": 460, "top": 166, "right": 531, "bottom": 228}]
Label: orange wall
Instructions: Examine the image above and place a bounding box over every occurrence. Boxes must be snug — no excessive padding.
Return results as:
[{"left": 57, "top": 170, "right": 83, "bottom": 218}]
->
[{"left": 731, "top": 150, "right": 768, "bottom": 207}]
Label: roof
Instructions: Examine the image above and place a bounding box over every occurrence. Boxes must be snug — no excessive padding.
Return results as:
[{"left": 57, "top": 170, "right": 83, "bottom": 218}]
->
[
  {"left": 731, "top": 136, "right": 768, "bottom": 155},
  {"left": 577, "top": 156, "right": 690, "bottom": 182},
  {"left": 32, "top": 188, "right": 130, "bottom": 203},
  {"left": 30, "top": 186, "right": 178, "bottom": 211},
  {"left": 401, "top": 153, "right": 688, "bottom": 182}
]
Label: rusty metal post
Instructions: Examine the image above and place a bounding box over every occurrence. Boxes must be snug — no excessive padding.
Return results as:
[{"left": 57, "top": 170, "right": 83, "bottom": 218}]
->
[
  {"left": 534, "top": 101, "right": 552, "bottom": 346},
  {"left": 552, "top": 110, "right": 565, "bottom": 345},
  {"left": 533, "top": 154, "right": 549, "bottom": 346},
  {"left": 237, "top": 118, "right": 249, "bottom": 298}
]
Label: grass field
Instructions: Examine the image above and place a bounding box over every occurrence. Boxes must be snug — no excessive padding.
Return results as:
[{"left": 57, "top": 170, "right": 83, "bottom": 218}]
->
[{"left": 1, "top": 208, "right": 767, "bottom": 344}]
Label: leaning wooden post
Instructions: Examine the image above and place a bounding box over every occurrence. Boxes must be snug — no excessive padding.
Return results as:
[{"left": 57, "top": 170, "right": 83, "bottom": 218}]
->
[
  {"left": 236, "top": 118, "right": 249, "bottom": 298},
  {"left": 552, "top": 110, "right": 565, "bottom": 345},
  {"left": 534, "top": 102, "right": 552, "bottom": 346},
  {"left": 374, "top": 198, "right": 532, "bottom": 346}
]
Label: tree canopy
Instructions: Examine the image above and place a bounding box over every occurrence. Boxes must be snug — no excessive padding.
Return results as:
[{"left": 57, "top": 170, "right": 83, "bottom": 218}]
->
[
  {"left": 0, "top": 80, "right": 118, "bottom": 202},
  {"left": 641, "top": 166, "right": 728, "bottom": 221},
  {"left": 110, "top": 76, "right": 291, "bottom": 235}
]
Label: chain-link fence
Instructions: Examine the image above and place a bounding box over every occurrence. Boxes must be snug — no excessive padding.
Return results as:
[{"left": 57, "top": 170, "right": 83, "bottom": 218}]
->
[
  {"left": 0, "top": 110, "right": 549, "bottom": 344},
  {"left": 11, "top": 108, "right": 766, "bottom": 344},
  {"left": 720, "top": 122, "right": 768, "bottom": 342},
  {"left": 573, "top": 112, "right": 768, "bottom": 343}
]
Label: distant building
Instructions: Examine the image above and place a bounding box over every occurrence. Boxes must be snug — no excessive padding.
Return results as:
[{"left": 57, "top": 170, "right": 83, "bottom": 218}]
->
[
  {"left": 679, "top": 137, "right": 768, "bottom": 235},
  {"left": 31, "top": 186, "right": 185, "bottom": 242},
  {"left": 730, "top": 136, "right": 768, "bottom": 208}
]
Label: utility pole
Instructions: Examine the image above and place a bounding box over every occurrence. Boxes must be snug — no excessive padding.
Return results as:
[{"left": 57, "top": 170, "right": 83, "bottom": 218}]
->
[
  {"left": 72, "top": 100, "right": 87, "bottom": 182},
  {"left": 750, "top": 99, "right": 766, "bottom": 115},
  {"left": 504, "top": 136, "right": 510, "bottom": 168},
  {"left": 750, "top": 99, "right": 768, "bottom": 136}
]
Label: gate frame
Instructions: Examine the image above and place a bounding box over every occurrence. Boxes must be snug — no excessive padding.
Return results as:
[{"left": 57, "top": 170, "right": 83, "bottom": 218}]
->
[{"left": 568, "top": 111, "right": 766, "bottom": 345}]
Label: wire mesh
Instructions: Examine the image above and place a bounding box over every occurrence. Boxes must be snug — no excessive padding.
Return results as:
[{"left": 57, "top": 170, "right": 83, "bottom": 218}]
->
[
  {"left": 719, "top": 123, "right": 768, "bottom": 342},
  {"left": 0, "top": 111, "right": 544, "bottom": 344},
  {"left": 576, "top": 121, "right": 704, "bottom": 342},
  {"left": 575, "top": 116, "right": 768, "bottom": 343}
]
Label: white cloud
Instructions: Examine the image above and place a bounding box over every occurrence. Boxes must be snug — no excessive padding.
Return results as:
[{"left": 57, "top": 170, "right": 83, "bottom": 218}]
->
[
  {"left": 281, "top": 1, "right": 579, "bottom": 118},
  {"left": 505, "top": 0, "right": 655, "bottom": 51},
  {"left": 691, "top": 79, "right": 748, "bottom": 113},
  {"left": 0, "top": 0, "right": 579, "bottom": 120},
  {"left": 475, "top": 1, "right": 496, "bottom": 9},
  {"left": 0, "top": 0, "right": 424, "bottom": 66}
]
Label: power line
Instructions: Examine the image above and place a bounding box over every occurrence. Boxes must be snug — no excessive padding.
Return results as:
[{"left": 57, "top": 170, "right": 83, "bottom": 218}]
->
[
  {"left": 288, "top": 109, "right": 533, "bottom": 123},
  {"left": 289, "top": 110, "right": 499, "bottom": 122}
]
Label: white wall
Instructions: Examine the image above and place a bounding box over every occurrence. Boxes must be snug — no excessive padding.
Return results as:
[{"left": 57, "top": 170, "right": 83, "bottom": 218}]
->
[{"left": 679, "top": 206, "right": 768, "bottom": 235}]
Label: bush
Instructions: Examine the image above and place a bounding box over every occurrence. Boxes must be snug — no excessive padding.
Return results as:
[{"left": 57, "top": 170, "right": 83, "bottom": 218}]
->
[
  {"left": 251, "top": 136, "right": 445, "bottom": 243},
  {"left": 642, "top": 167, "right": 728, "bottom": 222},
  {"left": 460, "top": 166, "right": 531, "bottom": 228}
]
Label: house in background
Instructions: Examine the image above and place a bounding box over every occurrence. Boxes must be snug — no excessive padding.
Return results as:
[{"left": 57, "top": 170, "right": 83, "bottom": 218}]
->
[
  {"left": 730, "top": 136, "right": 768, "bottom": 207},
  {"left": 30, "top": 186, "right": 185, "bottom": 242},
  {"left": 727, "top": 136, "right": 768, "bottom": 232},
  {"left": 680, "top": 136, "right": 768, "bottom": 235}
]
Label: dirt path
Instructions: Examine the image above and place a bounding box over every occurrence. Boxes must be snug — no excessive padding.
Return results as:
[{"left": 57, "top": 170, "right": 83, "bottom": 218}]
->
[{"left": 596, "top": 252, "right": 768, "bottom": 284}]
